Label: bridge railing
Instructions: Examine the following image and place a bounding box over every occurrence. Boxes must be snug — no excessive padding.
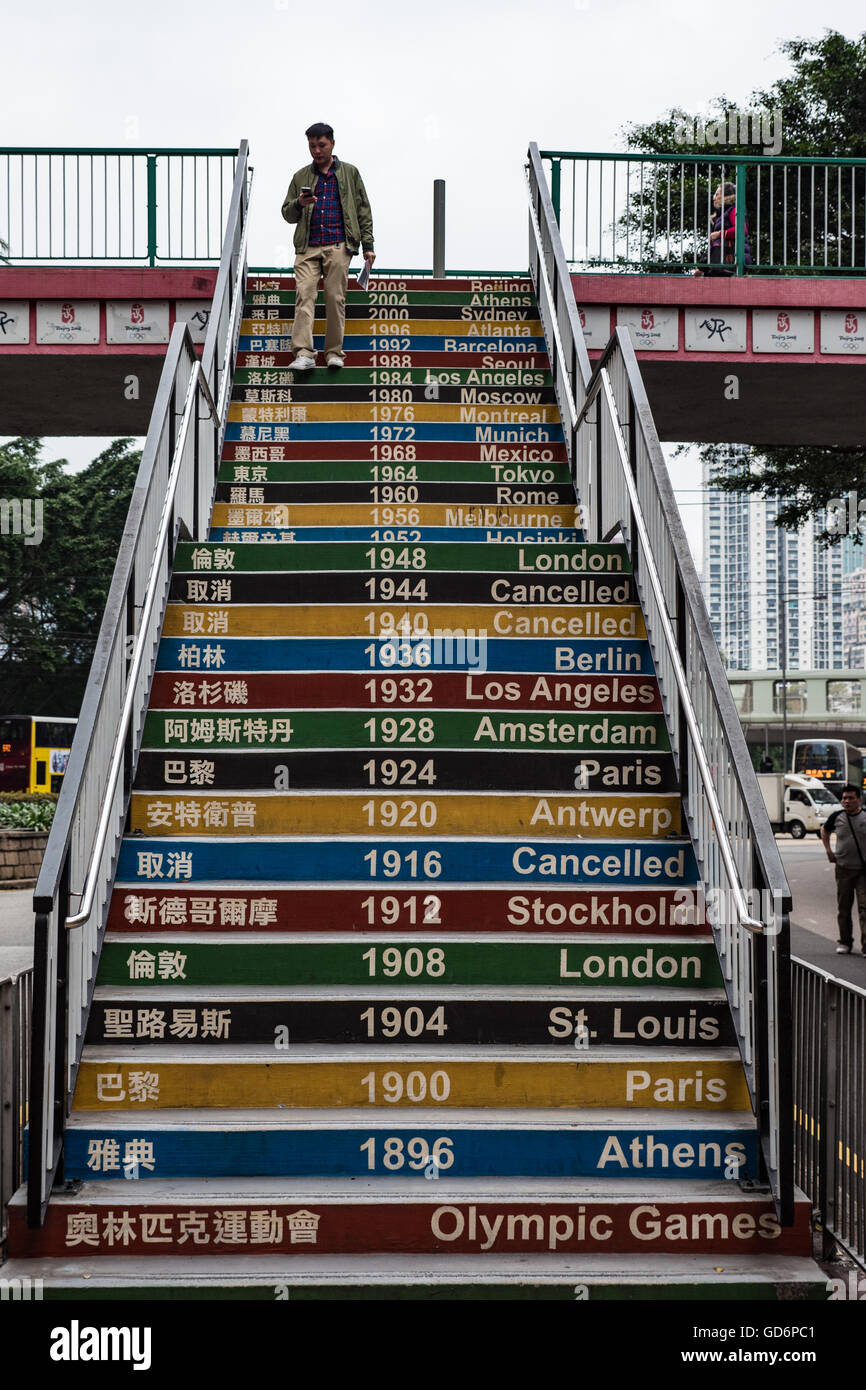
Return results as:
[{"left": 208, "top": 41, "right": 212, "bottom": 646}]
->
[
  {"left": 540, "top": 149, "right": 866, "bottom": 275},
  {"left": 0, "top": 967, "right": 32, "bottom": 1257},
  {"left": 0, "top": 147, "right": 239, "bottom": 265},
  {"left": 26, "top": 142, "right": 251, "bottom": 1227},
  {"left": 528, "top": 142, "right": 794, "bottom": 1221},
  {"left": 792, "top": 956, "right": 866, "bottom": 1267}
]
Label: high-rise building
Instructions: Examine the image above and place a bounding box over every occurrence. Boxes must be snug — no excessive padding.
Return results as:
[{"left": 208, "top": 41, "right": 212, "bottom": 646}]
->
[{"left": 701, "top": 464, "right": 847, "bottom": 670}]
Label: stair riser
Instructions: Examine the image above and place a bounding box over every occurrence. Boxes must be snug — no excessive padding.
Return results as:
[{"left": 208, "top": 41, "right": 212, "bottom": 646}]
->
[
  {"left": 208, "top": 526, "right": 586, "bottom": 543},
  {"left": 10, "top": 1200, "right": 811, "bottom": 1261},
  {"left": 156, "top": 636, "right": 652, "bottom": 673},
  {"left": 85, "top": 999, "right": 734, "bottom": 1048},
  {"left": 60, "top": 1124, "right": 758, "bottom": 1181},
  {"left": 114, "top": 838, "right": 696, "bottom": 888},
  {"left": 71, "top": 1060, "right": 751, "bottom": 1112},
  {"left": 170, "top": 572, "right": 635, "bottom": 604},
  {"left": 134, "top": 749, "right": 677, "bottom": 793},
  {"left": 222, "top": 441, "right": 563, "bottom": 462},
  {"left": 142, "top": 709, "right": 667, "bottom": 750},
  {"left": 100, "top": 939, "right": 718, "bottom": 988},
  {"left": 105, "top": 886, "right": 709, "bottom": 936},
  {"left": 212, "top": 502, "right": 576, "bottom": 526},
  {"left": 129, "top": 793, "right": 682, "bottom": 840}
]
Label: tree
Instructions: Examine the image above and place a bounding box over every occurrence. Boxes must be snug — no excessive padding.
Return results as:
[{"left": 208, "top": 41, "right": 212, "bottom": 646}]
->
[
  {"left": 621, "top": 29, "right": 866, "bottom": 534},
  {"left": 0, "top": 438, "right": 141, "bottom": 713}
]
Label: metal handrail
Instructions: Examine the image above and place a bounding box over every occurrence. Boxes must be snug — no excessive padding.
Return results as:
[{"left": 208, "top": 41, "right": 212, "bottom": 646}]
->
[
  {"left": 63, "top": 165, "right": 254, "bottom": 932},
  {"left": 585, "top": 360, "right": 764, "bottom": 934},
  {"left": 526, "top": 140, "right": 793, "bottom": 1220},
  {"left": 26, "top": 141, "right": 251, "bottom": 1225},
  {"left": 64, "top": 367, "right": 216, "bottom": 929}
]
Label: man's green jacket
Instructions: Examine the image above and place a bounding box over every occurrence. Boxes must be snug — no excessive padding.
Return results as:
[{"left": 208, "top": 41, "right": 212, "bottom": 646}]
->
[{"left": 281, "top": 160, "right": 374, "bottom": 255}]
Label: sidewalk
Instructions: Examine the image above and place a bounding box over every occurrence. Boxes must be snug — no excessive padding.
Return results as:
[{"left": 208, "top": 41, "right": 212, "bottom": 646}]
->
[{"left": 0, "top": 887, "right": 34, "bottom": 979}]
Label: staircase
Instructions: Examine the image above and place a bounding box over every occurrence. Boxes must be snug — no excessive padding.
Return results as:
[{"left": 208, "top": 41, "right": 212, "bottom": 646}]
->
[{"left": 5, "top": 271, "right": 825, "bottom": 1299}]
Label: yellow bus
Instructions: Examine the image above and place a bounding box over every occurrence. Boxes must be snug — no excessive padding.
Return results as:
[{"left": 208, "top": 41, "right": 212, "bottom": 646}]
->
[{"left": 0, "top": 716, "right": 77, "bottom": 795}]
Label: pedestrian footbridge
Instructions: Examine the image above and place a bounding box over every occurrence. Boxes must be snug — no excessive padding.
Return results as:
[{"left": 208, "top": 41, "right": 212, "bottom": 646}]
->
[{"left": 1, "top": 141, "right": 846, "bottom": 1300}]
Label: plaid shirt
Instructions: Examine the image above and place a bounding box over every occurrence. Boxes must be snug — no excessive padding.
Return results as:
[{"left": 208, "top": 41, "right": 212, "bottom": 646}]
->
[{"left": 309, "top": 158, "right": 346, "bottom": 246}]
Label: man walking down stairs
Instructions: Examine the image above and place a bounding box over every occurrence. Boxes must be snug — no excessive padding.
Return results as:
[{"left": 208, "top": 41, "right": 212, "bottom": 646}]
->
[{"left": 4, "top": 272, "right": 825, "bottom": 1301}]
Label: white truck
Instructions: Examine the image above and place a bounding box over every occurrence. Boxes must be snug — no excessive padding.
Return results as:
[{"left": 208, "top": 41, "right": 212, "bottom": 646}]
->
[{"left": 757, "top": 772, "right": 839, "bottom": 839}]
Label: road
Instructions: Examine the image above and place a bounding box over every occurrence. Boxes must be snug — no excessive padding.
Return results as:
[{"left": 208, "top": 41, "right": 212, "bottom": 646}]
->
[{"left": 778, "top": 837, "right": 866, "bottom": 984}]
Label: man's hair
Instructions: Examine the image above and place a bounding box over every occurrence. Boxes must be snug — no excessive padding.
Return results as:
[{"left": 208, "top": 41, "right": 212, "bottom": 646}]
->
[
  {"left": 306, "top": 123, "right": 334, "bottom": 141},
  {"left": 842, "top": 784, "right": 862, "bottom": 797}
]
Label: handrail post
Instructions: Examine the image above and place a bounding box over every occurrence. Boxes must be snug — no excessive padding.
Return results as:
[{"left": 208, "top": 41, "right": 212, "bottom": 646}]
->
[
  {"left": 820, "top": 977, "right": 839, "bottom": 1259},
  {"left": 146, "top": 153, "right": 158, "bottom": 266},
  {"left": 550, "top": 157, "right": 561, "bottom": 226},
  {"left": 735, "top": 161, "right": 747, "bottom": 275},
  {"left": 433, "top": 180, "right": 445, "bottom": 278}
]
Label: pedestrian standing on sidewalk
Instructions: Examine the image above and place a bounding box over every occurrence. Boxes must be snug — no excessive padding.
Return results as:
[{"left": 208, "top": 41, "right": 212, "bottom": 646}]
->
[
  {"left": 281, "top": 122, "right": 375, "bottom": 370},
  {"left": 821, "top": 784, "right": 866, "bottom": 954}
]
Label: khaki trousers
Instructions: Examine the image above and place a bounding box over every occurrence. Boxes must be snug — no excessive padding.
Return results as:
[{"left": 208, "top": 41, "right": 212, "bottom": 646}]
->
[{"left": 292, "top": 243, "right": 352, "bottom": 359}]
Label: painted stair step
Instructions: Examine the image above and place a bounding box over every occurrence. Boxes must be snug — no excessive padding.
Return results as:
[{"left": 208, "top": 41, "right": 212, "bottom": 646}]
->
[
  {"left": 105, "top": 886, "right": 709, "bottom": 937},
  {"left": 247, "top": 287, "right": 538, "bottom": 303},
  {"left": 143, "top": 708, "right": 668, "bottom": 751},
  {"left": 231, "top": 384, "right": 558, "bottom": 406},
  {"left": 235, "top": 352, "right": 549, "bottom": 373},
  {"left": 70, "top": 1049, "right": 750, "bottom": 1111},
  {"left": 85, "top": 990, "right": 734, "bottom": 1047},
  {"left": 237, "top": 334, "right": 547, "bottom": 354},
  {"left": 233, "top": 369, "right": 554, "bottom": 390},
  {"left": 134, "top": 749, "right": 676, "bottom": 795},
  {"left": 156, "top": 637, "right": 652, "bottom": 674},
  {"left": 221, "top": 442, "right": 566, "bottom": 462},
  {"left": 0, "top": 1253, "right": 828, "bottom": 1300},
  {"left": 248, "top": 276, "right": 534, "bottom": 290},
  {"left": 224, "top": 422, "right": 563, "bottom": 443},
  {"left": 60, "top": 1106, "right": 762, "bottom": 1180},
  {"left": 174, "top": 540, "right": 621, "bottom": 571},
  {"left": 171, "top": 572, "right": 633, "bottom": 606},
  {"left": 220, "top": 458, "right": 567, "bottom": 482},
  {"left": 98, "top": 933, "right": 716, "bottom": 988},
  {"left": 228, "top": 403, "right": 557, "bottom": 425},
  {"left": 241, "top": 314, "right": 544, "bottom": 332},
  {"left": 148, "top": 670, "right": 653, "bottom": 713},
  {"left": 243, "top": 306, "right": 543, "bottom": 323},
  {"left": 212, "top": 502, "right": 577, "bottom": 529},
  {"left": 208, "top": 526, "right": 587, "bottom": 544},
  {"left": 115, "top": 837, "right": 696, "bottom": 887},
  {"left": 162, "top": 603, "right": 644, "bottom": 638},
  {"left": 213, "top": 483, "right": 574, "bottom": 507},
  {"left": 8, "top": 1179, "right": 811, "bottom": 1260},
  {"left": 129, "top": 792, "right": 682, "bottom": 841}
]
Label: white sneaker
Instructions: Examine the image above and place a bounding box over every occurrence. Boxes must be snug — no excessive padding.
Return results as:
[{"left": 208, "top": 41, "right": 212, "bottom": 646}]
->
[
  {"left": 836, "top": 943, "right": 853, "bottom": 953},
  {"left": 326, "top": 354, "right": 344, "bottom": 369},
  {"left": 292, "top": 354, "right": 316, "bottom": 371}
]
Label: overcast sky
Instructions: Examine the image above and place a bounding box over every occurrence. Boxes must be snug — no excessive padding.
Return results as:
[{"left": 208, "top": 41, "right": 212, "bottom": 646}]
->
[{"left": 4, "top": 0, "right": 864, "bottom": 562}]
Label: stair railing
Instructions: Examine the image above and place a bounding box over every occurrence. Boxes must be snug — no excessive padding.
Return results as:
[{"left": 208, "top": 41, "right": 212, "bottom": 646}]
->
[
  {"left": 527, "top": 141, "right": 793, "bottom": 1222},
  {"left": 26, "top": 141, "right": 251, "bottom": 1226}
]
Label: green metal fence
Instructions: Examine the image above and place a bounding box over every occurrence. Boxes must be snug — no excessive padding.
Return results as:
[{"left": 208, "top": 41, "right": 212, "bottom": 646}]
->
[
  {"left": 540, "top": 150, "right": 866, "bottom": 276},
  {"left": 1, "top": 148, "right": 239, "bottom": 266}
]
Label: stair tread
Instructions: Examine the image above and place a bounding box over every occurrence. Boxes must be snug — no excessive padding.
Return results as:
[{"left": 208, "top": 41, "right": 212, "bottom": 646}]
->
[
  {"left": 78, "top": 1043, "right": 743, "bottom": 1061},
  {"left": 66, "top": 1105, "right": 758, "bottom": 1128},
  {"left": 9, "top": 1178, "right": 808, "bottom": 1204},
  {"left": 0, "top": 1253, "right": 827, "bottom": 1283}
]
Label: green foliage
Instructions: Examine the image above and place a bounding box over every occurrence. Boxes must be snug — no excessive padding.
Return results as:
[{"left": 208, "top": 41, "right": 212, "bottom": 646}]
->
[
  {"left": 623, "top": 29, "right": 866, "bottom": 528},
  {"left": 677, "top": 441, "right": 866, "bottom": 543},
  {"left": 0, "top": 799, "right": 56, "bottom": 830},
  {"left": 619, "top": 31, "right": 866, "bottom": 274},
  {"left": 0, "top": 437, "right": 141, "bottom": 713}
]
